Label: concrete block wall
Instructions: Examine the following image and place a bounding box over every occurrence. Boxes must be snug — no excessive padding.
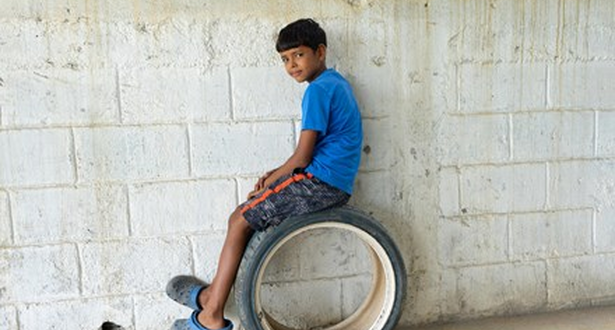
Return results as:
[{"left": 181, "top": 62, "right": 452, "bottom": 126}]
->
[
  {"left": 433, "top": 0, "right": 615, "bottom": 323},
  {"left": 0, "top": 0, "right": 614, "bottom": 329}
]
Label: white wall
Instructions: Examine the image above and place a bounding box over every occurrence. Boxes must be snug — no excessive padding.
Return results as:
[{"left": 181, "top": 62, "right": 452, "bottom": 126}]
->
[{"left": 0, "top": 0, "right": 614, "bottom": 329}]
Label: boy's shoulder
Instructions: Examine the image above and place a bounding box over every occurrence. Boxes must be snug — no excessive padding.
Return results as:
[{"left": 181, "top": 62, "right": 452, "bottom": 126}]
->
[
  {"left": 314, "top": 68, "right": 345, "bottom": 84},
  {"left": 308, "top": 69, "right": 352, "bottom": 94}
]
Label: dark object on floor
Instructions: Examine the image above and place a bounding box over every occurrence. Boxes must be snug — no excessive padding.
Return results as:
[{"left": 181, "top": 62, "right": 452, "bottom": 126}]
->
[{"left": 100, "top": 321, "right": 124, "bottom": 330}]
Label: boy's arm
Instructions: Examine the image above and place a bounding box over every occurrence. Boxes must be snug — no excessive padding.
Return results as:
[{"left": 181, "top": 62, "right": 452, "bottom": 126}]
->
[{"left": 248, "top": 130, "right": 318, "bottom": 198}]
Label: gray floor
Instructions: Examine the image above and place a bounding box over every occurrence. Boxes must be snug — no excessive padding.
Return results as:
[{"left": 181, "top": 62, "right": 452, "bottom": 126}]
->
[{"left": 401, "top": 305, "right": 615, "bottom": 330}]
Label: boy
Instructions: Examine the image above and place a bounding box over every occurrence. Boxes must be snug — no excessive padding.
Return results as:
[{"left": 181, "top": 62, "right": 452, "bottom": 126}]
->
[{"left": 168, "top": 18, "right": 362, "bottom": 330}]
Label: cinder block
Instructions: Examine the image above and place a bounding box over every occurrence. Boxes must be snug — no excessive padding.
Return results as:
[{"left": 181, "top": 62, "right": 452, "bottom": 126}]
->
[
  {"left": 81, "top": 238, "right": 192, "bottom": 295},
  {"left": 259, "top": 279, "right": 342, "bottom": 329},
  {"left": 361, "top": 118, "right": 395, "bottom": 171},
  {"left": 75, "top": 126, "right": 189, "bottom": 182},
  {"left": 134, "top": 293, "right": 190, "bottom": 330},
  {"left": 437, "top": 114, "right": 509, "bottom": 165},
  {"left": 341, "top": 274, "right": 372, "bottom": 318},
  {"left": 457, "top": 262, "right": 547, "bottom": 315},
  {"left": 586, "top": 0, "right": 615, "bottom": 26},
  {"left": 191, "top": 122, "right": 294, "bottom": 176},
  {"left": 0, "top": 306, "right": 17, "bottom": 330},
  {"left": 317, "top": 19, "right": 347, "bottom": 69},
  {"left": 555, "top": 0, "right": 602, "bottom": 62},
  {"left": 298, "top": 228, "right": 368, "bottom": 280},
  {"left": 130, "top": 179, "right": 236, "bottom": 235},
  {"left": 109, "top": 19, "right": 211, "bottom": 69},
  {"left": 352, "top": 64, "right": 427, "bottom": 119},
  {"left": 42, "top": 20, "right": 185, "bottom": 71},
  {"left": 438, "top": 167, "right": 460, "bottom": 217},
  {"left": 352, "top": 171, "right": 397, "bottom": 214},
  {"left": 439, "top": 215, "right": 508, "bottom": 266},
  {"left": 31, "top": 19, "right": 103, "bottom": 71},
  {"left": 550, "top": 62, "right": 615, "bottom": 110},
  {"left": 19, "top": 297, "right": 133, "bottom": 330},
  {"left": 198, "top": 68, "right": 232, "bottom": 122},
  {"left": 208, "top": 18, "right": 280, "bottom": 67},
  {"left": 450, "top": 1, "right": 557, "bottom": 63},
  {"left": 437, "top": 270, "right": 464, "bottom": 318},
  {"left": 193, "top": 233, "right": 229, "bottom": 283},
  {"left": 513, "top": 112, "right": 594, "bottom": 161},
  {"left": 231, "top": 67, "right": 305, "bottom": 120},
  {"left": 510, "top": 209, "right": 593, "bottom": 260},
  {"left": 0, "top": 20, "right": 47, "bottom": 69},
  {"left": 598, "top": 111, "right": 615, "bottom": 157},
  {"left": 346, "top": 19, "right": 401, "bottom": 118},
  {"left": 461, "top": 163, "right": 546, "bottom": 214},
  {"left": 459, "top": 63, "right": 547, "bottom": 113},
  {"left": 587, "top": 25, "right": 615, "bottom": 60},
  {"left": 596, "top": 207, "right": 615, "bottom": 253},
  {"left": 0, "top": 191, "right": 11, "bottom": 245},
  {"left": 549, "top": 160, "right": 615, "bottom": 209},
  {"left": 0, "top": 1, "right": 84, "bottom": 21},
  {"left": 515, "top": 2, "right": 559, "bottom": 62},
  {"left": 0, "top": 1, "right": 28, "bottom": 18},
  {"left": 348, "top": 19, "right": 386, "bottom": 67},
  {"left": 0, "top": 129, "right": 74, "bottom": 187},
  {"left": 548, "top": 254, "right": 615, "bottom": 307},
  {"left": 120, "top": 67, "right": 229, "bottom": 124},
  {"left": 402, "top": 269, "right": 460, "bottom": 325},
  {"left": 1, "top": 69, "right": 118, "bottom": 126},
  {"left": 0, "top": 245, "right": 79, "bottom": 303},
  {"left": 12, "top": 185, "right": 128, "bottom": 245}
]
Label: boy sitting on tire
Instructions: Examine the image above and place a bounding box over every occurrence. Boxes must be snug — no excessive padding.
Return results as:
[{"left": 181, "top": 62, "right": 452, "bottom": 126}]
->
[{"left": 167, "top": 18, "right": 363, "bottom": 330}]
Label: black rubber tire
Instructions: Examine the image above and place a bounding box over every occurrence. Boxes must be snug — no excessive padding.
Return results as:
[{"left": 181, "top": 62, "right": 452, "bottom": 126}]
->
[{"left": 235, "top": 206, "right": 407, "bottom": 330}]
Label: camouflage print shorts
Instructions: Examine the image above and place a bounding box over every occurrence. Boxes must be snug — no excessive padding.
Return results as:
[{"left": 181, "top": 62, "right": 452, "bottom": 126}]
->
[{"left": 239, "top": 169, "right": 350, "bottom": 231}]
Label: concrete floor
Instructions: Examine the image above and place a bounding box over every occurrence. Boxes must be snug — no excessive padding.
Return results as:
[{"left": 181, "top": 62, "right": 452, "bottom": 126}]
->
[{"left": 402, "top": 305, "right": 615, "bottom": 330}]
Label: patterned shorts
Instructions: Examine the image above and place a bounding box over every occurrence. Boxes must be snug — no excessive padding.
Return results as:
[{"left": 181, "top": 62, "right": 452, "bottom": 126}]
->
[{"left": 240, "top": 169, "right": 350, "bottom": 231}]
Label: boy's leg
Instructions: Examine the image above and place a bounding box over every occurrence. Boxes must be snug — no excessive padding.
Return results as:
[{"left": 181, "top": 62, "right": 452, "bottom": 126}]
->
[
  {"left": 190, "top": 172, "right": 348, "bottom": 329},
  {"left": 196, "top": 208, "right": 253, "bottom": 329}
]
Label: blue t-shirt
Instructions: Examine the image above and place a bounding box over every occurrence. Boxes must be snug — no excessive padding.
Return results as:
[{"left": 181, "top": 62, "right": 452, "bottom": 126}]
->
[{"left": 302, "top": 68, "right": 362, "bottom": 195}]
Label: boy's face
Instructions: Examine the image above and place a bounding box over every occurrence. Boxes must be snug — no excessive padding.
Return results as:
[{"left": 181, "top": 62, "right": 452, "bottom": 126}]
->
[{"left": 279, "top": 45, "right": 326, "bottom": 83}]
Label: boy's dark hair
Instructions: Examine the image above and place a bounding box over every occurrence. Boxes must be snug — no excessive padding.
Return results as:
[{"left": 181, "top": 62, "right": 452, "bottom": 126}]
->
[{"left": 276, "top": 18, "right": 327, "bottom": 52}]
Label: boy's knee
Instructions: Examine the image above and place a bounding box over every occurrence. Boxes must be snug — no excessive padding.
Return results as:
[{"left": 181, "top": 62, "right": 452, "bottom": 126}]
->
[
  {"left": 228, "top": 207, "right": 251, "bottom": 232},
  {"left": 229, "top": 207, "right": 242, "bottom": 223}
]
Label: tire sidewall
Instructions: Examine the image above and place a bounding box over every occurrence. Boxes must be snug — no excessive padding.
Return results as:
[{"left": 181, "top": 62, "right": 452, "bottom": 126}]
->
[{"left": 236, "top": 206, "right": 407, "bottom": 330}]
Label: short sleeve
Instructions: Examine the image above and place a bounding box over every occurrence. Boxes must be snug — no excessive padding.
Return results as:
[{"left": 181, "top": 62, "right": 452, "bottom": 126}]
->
[{"left": 301, "top": 84, "right": 331, "bottom": 135}]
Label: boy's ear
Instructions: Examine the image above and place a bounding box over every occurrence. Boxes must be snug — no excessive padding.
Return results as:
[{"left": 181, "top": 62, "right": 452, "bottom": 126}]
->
[{"left": 317, "top": 44, "right": 327, "bottom": 61}]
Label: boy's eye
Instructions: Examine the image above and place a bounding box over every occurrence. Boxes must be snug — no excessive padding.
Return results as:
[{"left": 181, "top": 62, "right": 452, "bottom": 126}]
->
[
  {"left": 281, "top": 57, "right": 288, "bottom": 63},
  {"left": 295, "top": 52, "right": 303, "bottom": 58}
]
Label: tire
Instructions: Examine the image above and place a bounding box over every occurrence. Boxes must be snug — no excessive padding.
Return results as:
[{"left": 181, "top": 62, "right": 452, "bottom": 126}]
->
[{"left": 235, "top": 206, "right": 407, "bottom": 330}]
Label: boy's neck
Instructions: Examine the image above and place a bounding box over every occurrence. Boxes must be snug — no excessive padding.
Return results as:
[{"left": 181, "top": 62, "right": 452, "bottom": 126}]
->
[{"left": 308, "top": 65, "right": 328, "bottom": 83}]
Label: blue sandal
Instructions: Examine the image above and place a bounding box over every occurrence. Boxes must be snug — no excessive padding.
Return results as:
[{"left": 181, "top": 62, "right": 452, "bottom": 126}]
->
[
  {"left": 166, "top": 275, "right": 209, "bottom": 311},
  {"left": 170, "top": 311, "right": 233, "bottom": 330}
]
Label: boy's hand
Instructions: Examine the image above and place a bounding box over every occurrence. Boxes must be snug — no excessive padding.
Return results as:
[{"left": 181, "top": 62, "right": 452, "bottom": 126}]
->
[
  {"left": 247, "top": 187, "right": 265, "bottom": 200},
  {"left": 254, "top": 170, "right": 275, "bottom": 191}
]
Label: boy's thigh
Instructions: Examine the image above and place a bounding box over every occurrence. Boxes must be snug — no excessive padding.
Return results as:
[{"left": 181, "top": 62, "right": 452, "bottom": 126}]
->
[{"left": 240, "top": 173, "right": 349, "bottom": 231}]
